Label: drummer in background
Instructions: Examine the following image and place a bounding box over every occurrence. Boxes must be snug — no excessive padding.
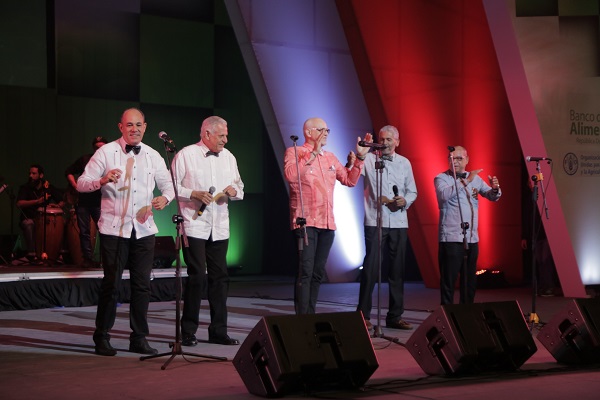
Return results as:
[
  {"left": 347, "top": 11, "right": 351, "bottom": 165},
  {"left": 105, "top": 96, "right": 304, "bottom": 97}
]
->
[
  {"left": 16, "top": 164, "right": 64, "bottom": 263},
  {"left": 65, "top": 136, "right": 108, "bottom": 268}
]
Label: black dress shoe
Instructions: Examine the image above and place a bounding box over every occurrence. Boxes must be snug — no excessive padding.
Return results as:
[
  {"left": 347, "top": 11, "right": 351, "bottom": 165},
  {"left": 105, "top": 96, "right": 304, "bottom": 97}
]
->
[
  {"left": 94, "top": 339, "right": 117, "bottom": 356},
  {"left": 129, "top": 338, "right": 158, "bottom": 355},
  {"left": 208, "top": 336, "right": 240, "bottom": 346},
  {"left": 181, "top": 334, "right": 198, "bottom": 347}
]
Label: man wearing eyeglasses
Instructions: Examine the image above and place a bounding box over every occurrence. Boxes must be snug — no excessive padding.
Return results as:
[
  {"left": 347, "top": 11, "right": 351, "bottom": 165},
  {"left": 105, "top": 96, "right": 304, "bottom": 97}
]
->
[
  {"left": 434, "top": 145, "right": 501, "bottom": 305},
  {"left": 284, "top": 117, "right": 369, "bottom": 314}
]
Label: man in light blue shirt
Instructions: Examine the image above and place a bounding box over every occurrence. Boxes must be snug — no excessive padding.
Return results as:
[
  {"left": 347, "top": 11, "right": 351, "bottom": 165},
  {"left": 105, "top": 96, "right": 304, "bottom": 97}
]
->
[
  {"left": 357, "top": 125, "right": 417, "bottom": 330},
  {"left": 434, "top": 145, "right": 501, "bottom": 305}
]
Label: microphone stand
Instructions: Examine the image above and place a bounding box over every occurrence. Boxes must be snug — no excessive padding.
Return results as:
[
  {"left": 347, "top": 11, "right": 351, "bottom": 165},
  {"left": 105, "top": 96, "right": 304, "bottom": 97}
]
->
[
  {"left": 528, "top": 161, "right": 548, "bottom": 331},
  {"left": 290, "top": 135, "right": 309, "bottom": 315},
  {"left": 40, "top": 181, "right": 50, "bottom": 266},
  {"left": 448, "top": 153, "right": 469, "bottom": 304},
  {"left": 141, "top": 139, "right": 226, "bottom": 369},
  {"left": 372, "top": 151, "right": 400, "bottom": 344}
]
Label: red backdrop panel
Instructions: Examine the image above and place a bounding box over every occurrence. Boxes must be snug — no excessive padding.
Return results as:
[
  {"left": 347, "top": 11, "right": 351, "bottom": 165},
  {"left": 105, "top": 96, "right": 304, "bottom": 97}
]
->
[{"left": 338, "top": 0, "right": 523, "bottom": 288}]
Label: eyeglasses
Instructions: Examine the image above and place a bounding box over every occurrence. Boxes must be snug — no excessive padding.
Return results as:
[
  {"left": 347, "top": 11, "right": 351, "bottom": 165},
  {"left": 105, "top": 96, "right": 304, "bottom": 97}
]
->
[
  {"left": 452, "top": 156, "right": 465, "bottom": 161},
  {"left": 310, "top": 128, "right": 331, "bottom": 134}
]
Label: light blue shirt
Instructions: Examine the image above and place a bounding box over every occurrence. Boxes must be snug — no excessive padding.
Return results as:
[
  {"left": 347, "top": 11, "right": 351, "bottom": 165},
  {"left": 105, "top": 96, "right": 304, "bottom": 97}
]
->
[
  {"left": 363, "top": 152, "right": 417, "bottom": 228},
  {"left": 434, "top": 170, "right": 501, "bottom": 243}
]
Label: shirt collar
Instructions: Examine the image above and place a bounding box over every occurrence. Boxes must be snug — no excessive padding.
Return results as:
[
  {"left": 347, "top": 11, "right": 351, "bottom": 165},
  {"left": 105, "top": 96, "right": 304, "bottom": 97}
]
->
[{"left": 304, "top": 143, "right": 324, "bottom": 155}]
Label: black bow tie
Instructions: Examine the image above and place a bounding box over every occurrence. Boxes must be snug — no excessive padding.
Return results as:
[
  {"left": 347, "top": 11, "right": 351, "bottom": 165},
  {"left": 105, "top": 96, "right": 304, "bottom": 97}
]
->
[
  {"left": 125, "top": 144, "right": 141, "bottom": 155},
  {"left": 381, "top": 155, "right": 393, "bottom": 161},
  {"left": 456, "top": 172, "right": 467, "bottom": 179},
  {"left": 206, "top": 151, "right": 219, "bottom": 157}
]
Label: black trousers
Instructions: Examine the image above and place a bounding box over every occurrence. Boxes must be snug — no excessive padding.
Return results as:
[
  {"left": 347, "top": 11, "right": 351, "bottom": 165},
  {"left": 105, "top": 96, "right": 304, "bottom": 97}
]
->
[
  {"left": 94, "top": 231, "right": 155, "bottom": 343},
  {"left": 76, "top": 205, "right": 101, "bottom": 261},
  {"left": 357, "top": 226, "right": 407, "bottom": 323},
  {"left": 181, "top": 236, "right": 230, "bottom": 340},
  {"left": 438, "top": 241, "right": 479, "bottom": 305},
  {"left": 294, "top": 227, "right": 335, "bottom": 315}
]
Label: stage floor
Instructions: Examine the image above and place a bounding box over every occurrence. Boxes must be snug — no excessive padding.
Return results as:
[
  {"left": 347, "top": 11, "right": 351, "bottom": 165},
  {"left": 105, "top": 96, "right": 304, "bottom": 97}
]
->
[{"left": 1, "top": 274, "right": 599, "bottom": 399}]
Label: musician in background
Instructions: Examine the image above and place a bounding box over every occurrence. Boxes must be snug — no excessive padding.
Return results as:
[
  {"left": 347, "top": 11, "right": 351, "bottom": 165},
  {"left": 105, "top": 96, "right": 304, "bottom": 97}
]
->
[
  {"left": 65, "top": 136, "right": 108, "bottom": 268},
  {"left": 16, "top": 164, "right": 64, "bottom": 262}
]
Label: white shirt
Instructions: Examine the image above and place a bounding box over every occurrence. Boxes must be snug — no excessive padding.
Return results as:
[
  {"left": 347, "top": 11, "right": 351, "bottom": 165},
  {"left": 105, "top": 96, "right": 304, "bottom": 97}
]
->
[
  {"left": 172, "top": 142, "right": 244, "bottom": 240},
  {"left": 77, "top": 138, "right": 174, "bottom": 239}
]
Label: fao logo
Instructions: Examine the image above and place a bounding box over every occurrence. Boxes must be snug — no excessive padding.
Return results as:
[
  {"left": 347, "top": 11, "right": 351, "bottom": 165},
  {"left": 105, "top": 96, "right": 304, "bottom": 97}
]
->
[{"left": 563, "top": 153, "right": 578, "bottom": 175}]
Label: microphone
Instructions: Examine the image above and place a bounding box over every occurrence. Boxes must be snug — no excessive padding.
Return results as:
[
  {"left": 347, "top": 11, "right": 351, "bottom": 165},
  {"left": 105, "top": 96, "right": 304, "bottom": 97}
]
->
[
  {"left": 448, "top": 146, "right": 455, "bottom": 152},
  {"left": 290, "top": 135, "right": 299, "bottom": 142},
  {"left": 393, "top": 184, "right": 404, "bottom": 211},
  {"left": 526, "top": 156, "right": 552, "bottom": 162},
  {"left": 358, "top": 141, "right": 386, "bottom": 149},
  {"left": 159, "top": 131, "right": 176, "bottom": 149},
  {"left": 197, "top": 186, "right": 215, "bottom": 216}
]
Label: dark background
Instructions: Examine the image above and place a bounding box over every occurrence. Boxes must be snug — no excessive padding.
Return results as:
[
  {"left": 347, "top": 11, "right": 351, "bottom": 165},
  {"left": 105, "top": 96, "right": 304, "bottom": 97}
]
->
[{"left": 0, "top": 0, "right": 296, "bottom": 276}]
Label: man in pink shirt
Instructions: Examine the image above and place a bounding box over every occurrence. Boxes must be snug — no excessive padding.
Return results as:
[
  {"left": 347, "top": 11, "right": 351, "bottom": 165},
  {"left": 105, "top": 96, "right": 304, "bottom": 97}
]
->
[{"left": 284, "top": 117, "right": 369, "bottom": 314}]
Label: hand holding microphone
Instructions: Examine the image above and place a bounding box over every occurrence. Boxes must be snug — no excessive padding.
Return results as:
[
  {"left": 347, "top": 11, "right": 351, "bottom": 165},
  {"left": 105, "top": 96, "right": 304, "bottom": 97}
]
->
[
  {"left": 393, "top": 184, "right": 407, "bottom": 211},
  {"left": 198, "top": 186, "right": 215, "bottom": 216}
]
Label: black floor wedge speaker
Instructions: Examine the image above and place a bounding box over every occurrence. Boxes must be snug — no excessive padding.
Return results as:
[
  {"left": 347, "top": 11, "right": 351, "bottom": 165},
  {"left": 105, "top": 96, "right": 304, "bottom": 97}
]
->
[
  {"left": 233, "top": 311, "right": 379, "bottom": 397},
  {"left": 406, "top": 301, "right": 537, "bottom": 375},
  {"left": 537, "top": 298, "right": 600, "bottom": 364}
]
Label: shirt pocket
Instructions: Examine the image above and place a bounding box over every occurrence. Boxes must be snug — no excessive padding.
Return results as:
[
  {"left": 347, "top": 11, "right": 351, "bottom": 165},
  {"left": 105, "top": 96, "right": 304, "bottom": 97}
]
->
[{"left": 324, "top": 165, "right": 337, "bottom": 187}]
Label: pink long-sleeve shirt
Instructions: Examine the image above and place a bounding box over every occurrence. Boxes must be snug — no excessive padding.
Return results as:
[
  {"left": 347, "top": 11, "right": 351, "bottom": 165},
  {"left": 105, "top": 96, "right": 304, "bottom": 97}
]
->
[{"left": 284, "top": 143, "right": 363, "bottom": 230}]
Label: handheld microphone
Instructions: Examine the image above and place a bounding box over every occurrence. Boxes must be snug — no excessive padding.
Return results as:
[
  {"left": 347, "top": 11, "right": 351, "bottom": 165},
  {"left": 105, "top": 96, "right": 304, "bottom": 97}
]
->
[
  {"left": 358, "top": 141, "right": 386, "bottom": 149},
  {"left": 448, "top": 146, "right": 455, "bottom": 152},
  {"left": 393, "top": 184, "right": 404, "bottom": 211},
  {"left": 197, "top": 186, "right": 215, "bottom": 216},
  {"left": 526, "top": 156, "right": 552, "bottom": 162},
  {"left": 159, "top": 131, "right": 176, "bottom": 149}
]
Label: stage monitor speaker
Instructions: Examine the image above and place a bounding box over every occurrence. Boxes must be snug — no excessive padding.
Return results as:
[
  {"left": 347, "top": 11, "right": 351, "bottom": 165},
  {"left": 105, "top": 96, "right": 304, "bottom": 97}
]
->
[
  {"left": 537, "top": 298, "right": 600, "bottom": 364},
  {"left": 406, "top": 301, "right": 537, "bottom": 375},
  {"left": 233, "top": 311, "right": 379, "bottom": 397},
  {"left": 152, "top": 236, "right": 176, "bottom": 268}
]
